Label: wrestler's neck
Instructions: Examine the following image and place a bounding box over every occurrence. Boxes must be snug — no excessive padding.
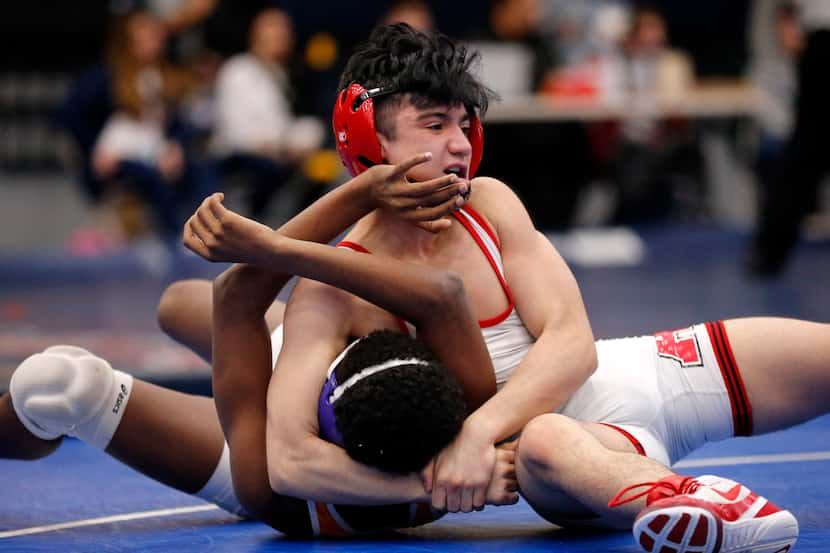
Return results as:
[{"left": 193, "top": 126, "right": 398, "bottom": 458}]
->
[{"left": 354, "top": 209, "right": 457, "bottom": 259}]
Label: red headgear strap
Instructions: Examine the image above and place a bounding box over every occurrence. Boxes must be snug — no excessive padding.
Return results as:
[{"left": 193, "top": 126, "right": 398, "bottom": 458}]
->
[{"left": 332, "top": 83, "right": 484, "bottom": 178}]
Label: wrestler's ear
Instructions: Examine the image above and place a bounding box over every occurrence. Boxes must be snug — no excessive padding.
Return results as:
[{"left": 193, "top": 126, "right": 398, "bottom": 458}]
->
[{"left": 377, "top": 131, "right": 391, "bottom": 160}]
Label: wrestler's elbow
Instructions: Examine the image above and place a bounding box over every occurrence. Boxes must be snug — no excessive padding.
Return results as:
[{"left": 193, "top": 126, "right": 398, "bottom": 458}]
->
[
  {"left": 420, "top": 270, "right": 466, "bottom": 320},
  {"left": 562, "top": 312, "right": 598, "bottom": 378},
  {"left": 576, "top": 335, "right": 598, "bottom": 378},
  {"left": 233, "top": 467, "right": 277, "bottom": 520},
  {"left": 266, "top": 439, "right": 310, "bottom": 497},
  {"left": 267, "top": 456, "right": 292, "bottom": 497},
  {"left": 586, "top": 342, "right": 599, "bottom": 375},
  {"left": 545, "top": 322, "right": 597, "bottom": 381}
]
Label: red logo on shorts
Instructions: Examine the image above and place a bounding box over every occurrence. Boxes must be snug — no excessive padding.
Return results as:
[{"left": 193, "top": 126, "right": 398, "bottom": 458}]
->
[{"left": 654, "top": 327, "right": 703, "bottom": 367}]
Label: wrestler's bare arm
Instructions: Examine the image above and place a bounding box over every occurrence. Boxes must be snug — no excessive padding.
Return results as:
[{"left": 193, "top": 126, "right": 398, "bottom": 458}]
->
[
  {"left": 265, "top": 278, "right": 431, "bottom": 504},
  {"left": 469, "top": 177, "right": 597, "bottom": 440},
  {"left": 186, "top": 153, "right": 466, "bottom": 268},
  {"left": 426, "top": 177, "right": 597, "bottom": 513}
]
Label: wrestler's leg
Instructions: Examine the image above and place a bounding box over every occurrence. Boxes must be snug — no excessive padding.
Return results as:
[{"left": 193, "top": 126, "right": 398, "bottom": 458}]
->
[
  {"left": 106, "top": 379, "right": 225, "bottom": 493},
  {"left": 516, "top": 414, "right": 672, "bottom": 529},
  {"left": 724, "top": 317, "right": 830, "bottom": 434},
  {"left": 157, "top": 278, "right": 285, "bottom": 362},
  {"left": 2, "top": 349, "right": 226, "bottom": 495}
]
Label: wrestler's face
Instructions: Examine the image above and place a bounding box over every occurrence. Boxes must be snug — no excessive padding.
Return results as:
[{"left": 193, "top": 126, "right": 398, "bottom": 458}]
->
[{"left": 377, "top": 100, "right": 472, "bottom": 183}]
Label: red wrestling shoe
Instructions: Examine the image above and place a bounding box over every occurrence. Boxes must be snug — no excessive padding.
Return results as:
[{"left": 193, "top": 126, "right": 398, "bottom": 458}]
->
[{"left": 608, "top": 474, "right": 798, "bottom": 553}]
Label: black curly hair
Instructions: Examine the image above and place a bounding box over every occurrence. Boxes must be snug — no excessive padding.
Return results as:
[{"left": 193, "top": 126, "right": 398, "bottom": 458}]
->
[
  {"left": 338, "top": 22, "right": 496, "bottom": 138},
  {"left": 331, "top": 330, "right": 466, "bottom": 474}
]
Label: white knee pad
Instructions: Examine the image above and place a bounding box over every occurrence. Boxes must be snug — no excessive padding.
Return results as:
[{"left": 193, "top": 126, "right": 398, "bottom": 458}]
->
[{"left": 9, "top": 345, "right": 133, "bottom": 450}]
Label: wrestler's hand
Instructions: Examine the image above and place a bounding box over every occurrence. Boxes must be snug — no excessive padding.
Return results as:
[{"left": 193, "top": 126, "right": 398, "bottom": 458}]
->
[
  {"left": 360, "top": 152, "right": 470, "bottom": 233},
  {"left": 183, "top": 192, "right": 274, "bottom": 264},
  {"left": 424, "top": 419, "right": 496, "bottom": 513},
  {"left": 486, "top": 440, "right": 520, "bottom": 507}
]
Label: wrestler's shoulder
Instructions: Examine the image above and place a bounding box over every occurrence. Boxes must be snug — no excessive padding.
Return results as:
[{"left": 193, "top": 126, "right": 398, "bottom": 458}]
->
[{"left": 467, "top": 176, "right": 527, "bottom": 232}]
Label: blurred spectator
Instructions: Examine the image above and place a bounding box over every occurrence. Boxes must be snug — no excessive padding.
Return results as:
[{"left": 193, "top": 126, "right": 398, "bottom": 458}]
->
[
  {"left": 749, "top": 0, "right": 830, "bottom": 276},
  {"left": 142, "top": 0, "right": 218, "bottom": 63},
  {"left": 472, "top": 0, "right": 558, "bottom": 93},
  {"left": 92, "top": 10, "right": 216, "bottom": 241},
  {"left": 54, "top": 64, "right": 115, "bottom": 209},
  {"left": 751, "top": 2, "right": 803, "bottom": 232},
  {"left": 211, "top": 8, "right": 325, "bottom": 220},
  {"left": 379, "top": 0, "right": 434, "bottom": 32},
  {"left": 467, "top": 0, "right": 594, "bottom": 230},
  {"left": 607, "top": 6, "right": 699, "bottom": 223},
  {"left": 622, "top": 6, "right": 693, "bottom": 108},
  {"left": 752, "top": 1, "right": 803, "bottom": 139}
]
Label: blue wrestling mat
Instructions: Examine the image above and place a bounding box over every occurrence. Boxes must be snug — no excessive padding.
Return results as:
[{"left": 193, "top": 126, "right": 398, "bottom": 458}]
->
[{"left": 2, "top": 414, "right": 829, "bottom": 552}]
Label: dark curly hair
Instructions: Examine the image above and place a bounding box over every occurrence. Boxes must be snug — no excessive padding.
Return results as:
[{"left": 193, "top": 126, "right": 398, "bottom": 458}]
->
[
  {"left": 332, "top": 330, "right": 466, "bottom": 474},
  {"left": 338, "top": 23, "right": 496, "bottom": 138}
]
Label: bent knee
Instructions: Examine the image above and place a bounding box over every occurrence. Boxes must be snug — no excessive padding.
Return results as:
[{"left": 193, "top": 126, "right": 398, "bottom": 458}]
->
[
  {"left": 157, "top": 279, "right": 209, "bottom": 335},
  {"left": 518, "top": 414, "right": 583, "bottom": 472}
]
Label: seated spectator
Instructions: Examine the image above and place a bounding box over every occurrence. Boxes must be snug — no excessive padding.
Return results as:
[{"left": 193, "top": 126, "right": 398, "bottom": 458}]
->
[
  {"left": 92, "top": 10, "right": 216, "bottom": 241},
  {"left": 211, "top": 8, "right": 325, "bottom": 220},
  {"left": 54, "top": 63, "right": 115, "bottom": 220},
  {"left": 622, "top": 5, "right": 694, "bottom": 108}
]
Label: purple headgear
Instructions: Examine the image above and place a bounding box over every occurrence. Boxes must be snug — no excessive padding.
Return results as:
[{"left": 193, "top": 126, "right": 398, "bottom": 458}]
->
[
  {"left": 317, "top": 340, "right": 361, "bottom": 445},
  {"left": 317, "top": 338, "right": 431, "bottom": 446}
]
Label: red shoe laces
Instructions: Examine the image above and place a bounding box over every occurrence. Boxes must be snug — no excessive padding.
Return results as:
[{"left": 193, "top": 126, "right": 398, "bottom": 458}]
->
[{"left": 607, "top": 476, "right": 699, "bottom": 508}]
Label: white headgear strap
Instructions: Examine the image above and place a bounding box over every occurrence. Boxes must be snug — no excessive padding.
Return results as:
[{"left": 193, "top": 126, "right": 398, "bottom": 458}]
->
[{"left": 328, "top": 357, "right": 430, "bottom": 404}]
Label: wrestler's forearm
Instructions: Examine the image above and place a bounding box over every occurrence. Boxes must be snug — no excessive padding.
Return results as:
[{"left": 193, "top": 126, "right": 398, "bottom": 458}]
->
[
  {"left": 212, "top": 156, "right": 462, "bottom": 302},
  {"left": 268, "top": 433, "right": 429, "bottom": 505},
  {"left": 215, "top": 174, "right": 376, "bottom": 305},
  {"left": 274, "top": 151, "right": 459, "bottom": 244},
  {"left": 468, "top": 323, "right": 597, "bottom": 443},
  {"left": 275, "top": 172, "right": 375, "bottom": 243}
]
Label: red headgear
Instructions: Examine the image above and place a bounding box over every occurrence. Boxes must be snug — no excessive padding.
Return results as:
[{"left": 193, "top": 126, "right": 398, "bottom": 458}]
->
[{"left": 332, "top": 83, "right": 484, "bottom": 178}]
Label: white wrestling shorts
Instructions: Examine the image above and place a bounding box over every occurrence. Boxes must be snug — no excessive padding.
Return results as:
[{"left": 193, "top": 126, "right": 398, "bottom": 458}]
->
[{"left": 559, "top": 321, "right": 753, "bottom": 467}]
